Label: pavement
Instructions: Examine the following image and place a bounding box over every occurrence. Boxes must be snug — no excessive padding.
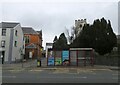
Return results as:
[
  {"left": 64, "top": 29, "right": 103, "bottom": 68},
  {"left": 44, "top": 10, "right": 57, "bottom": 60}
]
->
[{"left": 1, "top": 59, "right": 119, "bottom": 71}]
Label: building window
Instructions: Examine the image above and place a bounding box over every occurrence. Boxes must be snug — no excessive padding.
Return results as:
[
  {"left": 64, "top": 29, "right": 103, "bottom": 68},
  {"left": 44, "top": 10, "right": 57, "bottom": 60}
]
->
[
  {"left": 15, "top": 30, "right": 17, "bottom": 36},
  {"left": 23, "top": 45, "right": 24, "bottom": 49},
  {"left": 1, "top": 40, "right": 5, "bottom": 48},
  {"left": 14, "top": 41, "right": 17, "bottom": 47},
  {"left": 2, "top": 29, "right": 6, "bottom": 36},
  {"left": 79, "top": 24, "right": 82, "bottom": 28},
  {"left": 24, "top": 36, "right": 30, "bottom": 44}
]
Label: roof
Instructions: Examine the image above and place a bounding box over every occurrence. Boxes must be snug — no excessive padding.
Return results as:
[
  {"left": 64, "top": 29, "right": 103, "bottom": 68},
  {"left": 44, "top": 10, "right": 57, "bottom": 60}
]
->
[
  {"left": 70, "top": 48, "right": 93, "bottom": 51},
  {"left": 25, "top": 43, "right": 37, "bottom": 49},
  {"left": 22, "top": 27, "right": 38, "bottom": 34},
  {"left": 37, "top": 30, "right": 42, "bottom": 36},
  {"left": 46, "top": 43, "right": 53, "bottom": 46},
  {"left": 117, "top": 35, "right": 120, "bottom": 39},
  {"left": 0, "top": 22, "right": 19, "bottom": 28}
]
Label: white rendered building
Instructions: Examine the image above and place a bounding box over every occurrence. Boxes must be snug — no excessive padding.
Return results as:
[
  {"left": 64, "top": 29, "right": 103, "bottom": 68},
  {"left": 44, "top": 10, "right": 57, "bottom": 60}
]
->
[{"left": 0, "top": 22, "right": 25, "bottom": 64}]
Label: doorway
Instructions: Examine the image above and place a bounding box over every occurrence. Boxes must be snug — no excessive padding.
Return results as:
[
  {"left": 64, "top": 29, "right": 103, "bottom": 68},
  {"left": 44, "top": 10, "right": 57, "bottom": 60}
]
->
[{"left": 2, "top": 51, "right": 5, "bottom": 64}]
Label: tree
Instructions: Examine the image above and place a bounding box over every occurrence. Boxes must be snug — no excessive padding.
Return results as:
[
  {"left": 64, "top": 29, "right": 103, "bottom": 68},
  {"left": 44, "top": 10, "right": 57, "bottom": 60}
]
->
[
  {"left": 53, "top": 36, "right": 58, "bottom": 49},
  {"left": 53, "top": 36, "right": 57, "bottom": 43},
  {"left": 70, "top": 17, "right": 117, "bottom": 55},
  {"left": 65, "top": 26, "right": 76, "bottom": 44},
  {"left": 53, "top": 33, "right": 69, "bottom": 50},
  {"left": 70, "top": 24, "right": 92, "bottom": 48},
  {"left": 92, "top": 18, "right": 117, "bottom": 55}
]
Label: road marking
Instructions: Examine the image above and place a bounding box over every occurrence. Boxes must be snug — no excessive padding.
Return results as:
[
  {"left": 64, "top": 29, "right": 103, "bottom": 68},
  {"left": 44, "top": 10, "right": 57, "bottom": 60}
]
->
[
  {"left": 49, "top": 72, "right": 80, "bottom": 75},
  {"left": 112, "top": 77, "right": 118, "bottom": 80},
  {"left": 1, "top": 76, "right": 16, "bottom": 78},
  {"left": 38, "top": 76, "right": 87, "bottom": 79},
  {"left": 9, "top": 69, "right": 24, "bottom": 71},
  {"left": 52, "top": 70, "right": 69, "bottom": 73},
  {"left": 67, "top": 73, "right": 78, "bottom": 74},
  {"left": 91, "top": 69, "right": 112, "bottom": 71},
  {"left": 91, "top": 73, "right": 97, "bottom": 75},
  {"left": 112, "top": 74, "right": 118, "bottom": 76},
  {"left": 9, "top": 70, "right": 24, "bottom": 73},
  {"left": 29, "top": 70, "right": 43, "bottom": 72}
]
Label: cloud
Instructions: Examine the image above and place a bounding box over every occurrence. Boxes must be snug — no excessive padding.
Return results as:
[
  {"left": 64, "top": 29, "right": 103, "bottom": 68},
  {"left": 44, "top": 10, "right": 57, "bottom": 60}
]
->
[{"left": 2, "top": 1, "right": 118, "bottom": 48}]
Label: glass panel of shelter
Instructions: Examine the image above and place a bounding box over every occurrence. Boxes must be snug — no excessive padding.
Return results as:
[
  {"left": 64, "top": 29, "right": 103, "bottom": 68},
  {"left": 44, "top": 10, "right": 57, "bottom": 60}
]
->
[
  {"left": 77, "top": 50, "right": 85, "bottom": 66},
  {"left": 70, "top": 51, "right": 77, "bottom": 66}
]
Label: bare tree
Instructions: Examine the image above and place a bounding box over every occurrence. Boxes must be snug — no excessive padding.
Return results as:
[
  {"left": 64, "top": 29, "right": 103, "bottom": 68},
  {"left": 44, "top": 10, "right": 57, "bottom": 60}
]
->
[
  {"left": 65, "top": 26, "right": 77, "bottom": 44},
  {"left": 65, "top": 27, "right": 71, "bottom": 44}
]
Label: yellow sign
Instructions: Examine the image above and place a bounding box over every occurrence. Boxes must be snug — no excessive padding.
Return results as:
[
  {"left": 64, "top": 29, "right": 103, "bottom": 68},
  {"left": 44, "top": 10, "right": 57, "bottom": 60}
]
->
[
  {"left": 37, "top": 62, "right": 40, "bottom": 65},
  {"left": 40, "top": 48, "right": 43, "bottom": 51}
]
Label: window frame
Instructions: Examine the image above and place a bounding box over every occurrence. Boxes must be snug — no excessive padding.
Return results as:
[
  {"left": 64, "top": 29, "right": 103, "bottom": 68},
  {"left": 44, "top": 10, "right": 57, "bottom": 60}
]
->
[
  {"left": 14, "top": 41, "right": 17, "bottom": 47},
  {"left": 2, "top": 29, "right": 6, "bottom": 36},
  {"left": 1, "top": 40, "right": 5, "bottom": 48},
  {"left": 24, "top": 36, "right": 30, "bottom": 44},
  {"left": 15, "top": 30, "right": 18, "bottom": 36}
]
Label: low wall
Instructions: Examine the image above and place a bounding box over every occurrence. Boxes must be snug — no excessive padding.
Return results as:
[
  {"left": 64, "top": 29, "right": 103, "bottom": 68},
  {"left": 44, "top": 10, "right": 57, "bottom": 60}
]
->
[{"left": 94, "top": 54, "right": 119, "bottom": 66}]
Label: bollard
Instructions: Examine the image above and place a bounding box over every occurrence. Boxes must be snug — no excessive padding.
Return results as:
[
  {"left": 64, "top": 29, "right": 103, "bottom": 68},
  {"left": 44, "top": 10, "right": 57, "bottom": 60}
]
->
[{"left": 37, "top": 59, "right": 41, "bottom": 67}]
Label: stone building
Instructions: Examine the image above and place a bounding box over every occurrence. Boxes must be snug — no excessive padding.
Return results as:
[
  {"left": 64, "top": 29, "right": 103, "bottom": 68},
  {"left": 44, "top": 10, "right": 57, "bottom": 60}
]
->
[{"left": 74, "top": 19, "right": 87, "bottom": 37}]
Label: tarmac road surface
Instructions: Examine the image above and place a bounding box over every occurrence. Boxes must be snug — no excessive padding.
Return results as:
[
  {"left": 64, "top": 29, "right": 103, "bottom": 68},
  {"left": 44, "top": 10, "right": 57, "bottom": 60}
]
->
[{"left": 2, "top": 67, "right": 119, "bottom": 83}]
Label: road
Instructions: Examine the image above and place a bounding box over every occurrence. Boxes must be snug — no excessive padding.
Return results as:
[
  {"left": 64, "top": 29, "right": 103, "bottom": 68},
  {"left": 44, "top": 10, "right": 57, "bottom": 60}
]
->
[{"left": 2, "top": 68, "right": 119, "bottom": 83}]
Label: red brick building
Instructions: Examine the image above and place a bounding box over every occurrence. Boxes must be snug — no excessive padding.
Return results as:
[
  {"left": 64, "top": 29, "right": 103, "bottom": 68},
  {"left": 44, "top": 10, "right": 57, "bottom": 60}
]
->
[{"left": 22, "top": 27, "right": 42, "bottom": 59}]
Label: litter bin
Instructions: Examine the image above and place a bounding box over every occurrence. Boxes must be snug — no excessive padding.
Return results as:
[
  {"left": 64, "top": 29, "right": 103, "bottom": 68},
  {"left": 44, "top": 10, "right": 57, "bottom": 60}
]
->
[{"left": 37, "top": 59, "right": 41, "bottom": 67}]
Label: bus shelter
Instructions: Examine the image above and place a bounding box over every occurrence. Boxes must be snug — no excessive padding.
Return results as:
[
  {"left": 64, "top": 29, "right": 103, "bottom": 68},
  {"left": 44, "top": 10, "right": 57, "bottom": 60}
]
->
[
  {"left": 47, "top": 48, "right": 94, "bottom": 66},
  {"left": 70, "top": 48, "right": 94, "bottom": 66}
]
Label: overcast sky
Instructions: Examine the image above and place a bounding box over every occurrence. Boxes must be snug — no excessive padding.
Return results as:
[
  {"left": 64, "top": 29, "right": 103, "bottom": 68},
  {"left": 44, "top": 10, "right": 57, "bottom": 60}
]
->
[{"left": 0, "top": 0, "right": 119, "bottom": 48}]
